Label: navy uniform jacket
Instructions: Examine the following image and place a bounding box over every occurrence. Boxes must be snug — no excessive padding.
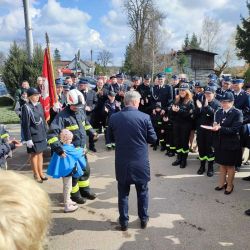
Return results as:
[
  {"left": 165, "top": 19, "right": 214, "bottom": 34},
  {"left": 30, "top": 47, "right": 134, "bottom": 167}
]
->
[
  {"left": 110, "top": 83, "right": 130, "bottom": 103},
  {"left": 215, "top": 88, "right": 232, "bottom": 101},
  {"left": 151, "top": 85, "right": 173, "bottom": 110},
  {"left": 213, "top": 108, "right": 243, "bottom": 150},
  {"left": 107, "top": 106, "right": 157, "bottom": 184},
  {"left": 21, "top": 102, "right": 47, "bottom": 143},
  {"left": 233, "top": 90, "right": 250, "bottom": 123},
  {"left": 137, "top": 83, "right": 152, "bottom": 114}
]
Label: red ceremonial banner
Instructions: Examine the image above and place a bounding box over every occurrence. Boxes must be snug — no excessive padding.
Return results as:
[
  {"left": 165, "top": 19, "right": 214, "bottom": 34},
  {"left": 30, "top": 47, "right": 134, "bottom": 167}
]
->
[{"left": 41, "top": 48, "right": 56, "bottom": 122}]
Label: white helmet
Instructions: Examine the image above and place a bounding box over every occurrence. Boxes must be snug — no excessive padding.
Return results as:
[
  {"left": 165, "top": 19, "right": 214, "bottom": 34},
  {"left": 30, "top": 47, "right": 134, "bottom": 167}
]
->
[{"left": 67, "top": 89, "right": 85, "bottom": 107}]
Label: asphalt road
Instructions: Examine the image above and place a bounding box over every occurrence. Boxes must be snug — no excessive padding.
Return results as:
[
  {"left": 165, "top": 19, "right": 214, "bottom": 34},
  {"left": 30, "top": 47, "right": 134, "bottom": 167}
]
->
[{"left": 6, "top": 124, "right": 250, "bottom": 250}]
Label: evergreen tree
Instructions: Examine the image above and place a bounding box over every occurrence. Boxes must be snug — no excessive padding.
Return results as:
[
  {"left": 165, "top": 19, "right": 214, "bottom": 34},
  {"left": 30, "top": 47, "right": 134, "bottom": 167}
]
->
[
  {"left": 54, "top": 48, "right": 61, "bottom": 61},
  {"left": 2, "top": 42, "right": 27, "bottom": 94},
  {"left": 2, "top": 42, "right": 44, "bottom": 94},
  {"left": 189, "top": 33, "right": 202, "bottom": 49},
  {"left": 182, "top": 34, "right": 190, "bottom": 50},
  {"left": 122, "top": 44, "right": 135, "bottom": 76},
  {"left": 236, "top": 1, "right": 250, "bottom": 63}
]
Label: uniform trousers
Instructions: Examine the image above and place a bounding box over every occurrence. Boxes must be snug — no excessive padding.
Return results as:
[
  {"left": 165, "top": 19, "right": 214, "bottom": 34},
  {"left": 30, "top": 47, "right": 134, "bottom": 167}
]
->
[
  {"left": 197, "top": 128, "right": 214, "bottom": 161},
  {"left": 118, "top": 182, "right": 149, "bottom": 225}
]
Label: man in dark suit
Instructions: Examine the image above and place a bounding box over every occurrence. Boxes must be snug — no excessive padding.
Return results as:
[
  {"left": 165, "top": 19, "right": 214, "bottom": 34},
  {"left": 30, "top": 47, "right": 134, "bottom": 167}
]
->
[{"left": 107, "top": 91, "right": 157, "bottom": 231}]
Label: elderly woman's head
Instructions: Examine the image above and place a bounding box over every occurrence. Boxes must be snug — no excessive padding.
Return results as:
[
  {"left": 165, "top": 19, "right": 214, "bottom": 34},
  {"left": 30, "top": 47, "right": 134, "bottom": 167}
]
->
[
  {"left": 124, "top": 91, "right": 141, "bottom": 108},
  {"left": 0, "top": 171, "right": 51, "bottom": 250}
]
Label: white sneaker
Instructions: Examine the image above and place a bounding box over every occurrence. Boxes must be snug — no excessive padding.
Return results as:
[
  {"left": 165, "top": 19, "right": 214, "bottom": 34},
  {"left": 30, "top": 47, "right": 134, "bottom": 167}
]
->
[
  {"left": 64, "top": 204, "right": 78, "bottom": 213},
  {"left": 69, "top": 199, "right": 77, "bottom": 206}
]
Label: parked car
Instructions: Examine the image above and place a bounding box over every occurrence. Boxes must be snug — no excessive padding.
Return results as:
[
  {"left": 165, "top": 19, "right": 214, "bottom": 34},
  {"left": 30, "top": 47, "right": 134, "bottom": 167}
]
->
[{"left": 0, "top": 82, "right": 8, "bottom": 96}]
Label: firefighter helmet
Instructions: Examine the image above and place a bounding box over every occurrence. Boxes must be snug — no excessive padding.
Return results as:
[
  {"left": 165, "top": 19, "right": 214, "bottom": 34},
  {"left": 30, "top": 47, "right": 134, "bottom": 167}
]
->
[{"left": 67, "top": 89, "right": 85, "bottom": 107}]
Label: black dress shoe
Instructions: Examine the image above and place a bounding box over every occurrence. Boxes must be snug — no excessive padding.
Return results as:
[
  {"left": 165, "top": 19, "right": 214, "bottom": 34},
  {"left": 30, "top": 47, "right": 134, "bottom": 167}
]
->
[
  {"left": 89, "top": 147, "right": 97, "bottom": 152},
  {"left": 172, "top": 159, "right": 181, "bottom": 166},
  {"left": 141, "top": 218, "right": 149, "bottom": 229},
  {"left": 242, "top": 176, "right": 250, "bottom": 181},
  {"left": 224, "top": 185, "right": 234, "bottom": 195},
  {"left": 244, "top": 209, "right": 250, "bottom": 216},
  {"left": 215, "top": 183, "right": 227, "bottom": 191},
  {"left": 41, "top": 176, "right": 48, "bottom": 181},
  {"left": 120, "top": 224, "right": 128, "bottom": 231}
]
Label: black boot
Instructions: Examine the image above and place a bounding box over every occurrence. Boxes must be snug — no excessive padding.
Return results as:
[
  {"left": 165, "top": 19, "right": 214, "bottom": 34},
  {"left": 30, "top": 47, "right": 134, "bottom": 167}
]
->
[
  {"left": 168, "top": 149, "right": 175, "bottom": 157},
  {"left": 197, "top": 160, "right": 206, "bottom": 175},
  {"left": 71, "top": 191, "right": 86, "bottom": 204},
  {"left": 180, "top": 153, "right": 187, "bottom": 168},
  {"left": 153, "top": 145, "right": 157, "bottom": 151},
  {"left": 80, "top": 188, "right": 97, "bottom": 200},
  {"left": 207, "top": 161, "right": 214, "bottom": 177},
  {"left": 172, "top": 153, "right": 181, "bottom": 166}
]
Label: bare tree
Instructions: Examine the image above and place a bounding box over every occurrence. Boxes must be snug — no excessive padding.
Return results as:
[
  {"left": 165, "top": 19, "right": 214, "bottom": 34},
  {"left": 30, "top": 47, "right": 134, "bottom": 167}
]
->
[
  {"left": 97, "top": 50, "right": 113, "bottom": 68},
  {"left": 215, "top": 31, "right": 238, "bottom": 76},
  {"left": 124, "top": 0, "right": 166, "bottom": 75},
  {"left": 201, "top": 16, "right": 221, "bottom": 52}
]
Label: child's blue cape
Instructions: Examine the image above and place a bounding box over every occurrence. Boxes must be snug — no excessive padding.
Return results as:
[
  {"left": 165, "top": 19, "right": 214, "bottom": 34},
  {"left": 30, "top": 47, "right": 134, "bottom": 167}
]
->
[{"left": 47, "top": 144, "right": 86, "bottom": 178}]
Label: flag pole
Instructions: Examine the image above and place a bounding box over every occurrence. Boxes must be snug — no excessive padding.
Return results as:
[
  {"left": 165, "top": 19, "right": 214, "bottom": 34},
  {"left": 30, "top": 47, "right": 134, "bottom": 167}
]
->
[{"left": 45, "top": 32, "right": 58, "bottom": 102}]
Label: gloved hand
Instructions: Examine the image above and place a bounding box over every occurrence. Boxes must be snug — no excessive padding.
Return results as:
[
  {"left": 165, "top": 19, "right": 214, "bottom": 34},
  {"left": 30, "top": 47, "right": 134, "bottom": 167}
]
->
[
  {"left": 52, "top": 102, "right": 62, "bottom": 112},
  {"left": 26, "top": 140, "right": 34, "bottom": 148}
]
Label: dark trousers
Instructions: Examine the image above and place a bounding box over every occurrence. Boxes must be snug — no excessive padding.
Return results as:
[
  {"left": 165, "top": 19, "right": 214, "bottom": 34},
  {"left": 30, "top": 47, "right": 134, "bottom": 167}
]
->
[
  {"left": 173, "top": 122, "right": 192, "bottom": 153},
  {"left": 118, "top": 182, "right": 149, "bottom": 225},
  {"left": 197, "top": 128, "right": 214, "bottom": 161}
]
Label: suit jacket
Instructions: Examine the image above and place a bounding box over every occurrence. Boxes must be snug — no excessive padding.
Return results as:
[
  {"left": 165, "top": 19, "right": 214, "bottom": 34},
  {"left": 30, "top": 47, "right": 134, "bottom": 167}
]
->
[
  {"left": 151, "top": 84, "right": 173, "bottom": 110},
  {"left": 107, "top": 106, "right": 157, "bottom": 184}
]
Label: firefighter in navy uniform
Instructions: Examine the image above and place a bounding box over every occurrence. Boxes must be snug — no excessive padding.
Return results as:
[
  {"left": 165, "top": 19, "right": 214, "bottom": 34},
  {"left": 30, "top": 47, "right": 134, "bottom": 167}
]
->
[
  {"left": 151, "top": 73, "right": 173, "bottom": 114},
  {"left": 170, "top": 83, "right": 195, "bottom": 168},
  {"left": 216, "top": 76, "right": 233, "bottom": 101},
  {"left": 232, "top": 78, "right": 250, "bottom": 171},
  {"left": 48, "top": 89, "right": 97, "bottom": 204},
  {"left": 195, "top": 86, "right": 220, "bottom": 177},
  {"left": 137, "top": 74, "right": 152, "bottom": 114}
]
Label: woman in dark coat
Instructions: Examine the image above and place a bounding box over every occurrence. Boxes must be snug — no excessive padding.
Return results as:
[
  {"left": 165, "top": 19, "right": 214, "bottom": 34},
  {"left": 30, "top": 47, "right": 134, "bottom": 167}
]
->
[
  {"left": 211, "top": 92, "right": 243, "bottom": 194},
  {"left": 21, "top": 88, "right": 48, "bottom": 183}
]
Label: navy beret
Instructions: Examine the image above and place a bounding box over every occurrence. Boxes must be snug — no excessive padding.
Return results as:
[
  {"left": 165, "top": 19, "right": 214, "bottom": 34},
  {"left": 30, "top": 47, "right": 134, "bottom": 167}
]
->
[
  {"left": 157, "top": 73, "right": 165, "bottom": 79},
  {"left": 132, "top": 76, "right": 140, "bottom": 81},
  {"left": 179, "top": 83, "right": 189, "bottom": 90},
  {"left": 63, "top": 84, "right": 70, "bottom": 90},
  {"left": 172, "top": 75, "right": 178, "bottom": 80},
  {"left": 232, "top": 79, "right": 244, "bottom": 84},
  {"left": 110, "top": 75, "right": 117, "bottom": 79},
  {"left": 27, "top": 87, "right": 40, "bottom": 97},
  {"left": 223, "top": 76, "right": 232, "bottom": 82},
  {"left": 205, "top": 86, "right": 216, "bottom": 93},
  {"left": 78, "top": 78, "right": 89, "bottom": 84},
  {"left": 194, "top": 81, "right": 206, "bottom": 88},
  {"left": 55, "top": 78, "right": 64, "bottom": 86},
  {"left": 220, "top": 92, "right": 234, "bottom": 102},
  {"left": 116, "top": 73, "right": 125, "bottom": 79},
  {"left": 144, "top": 74, "right": 150, "bottom": 80},
  {"left": 108, "top": 91, "right": 116, "bottom": 97},
  {"left": 155, "top": 102, "right": 162, "bottom": 108}
]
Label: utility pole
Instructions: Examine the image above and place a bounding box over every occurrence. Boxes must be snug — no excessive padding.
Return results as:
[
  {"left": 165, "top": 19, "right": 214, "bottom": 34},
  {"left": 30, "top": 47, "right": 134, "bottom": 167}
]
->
[{"left": 23, "top": 0, "right": 34, "bottom": 63}]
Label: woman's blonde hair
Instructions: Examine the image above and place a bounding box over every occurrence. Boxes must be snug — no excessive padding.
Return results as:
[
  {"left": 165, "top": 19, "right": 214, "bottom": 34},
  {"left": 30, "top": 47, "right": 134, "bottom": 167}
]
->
[
  {"left": 0, "top": 171, "right": 51, "bottom": 250},
  {"left": 175, "top": 89, "right": 193, "bottom": 104}
]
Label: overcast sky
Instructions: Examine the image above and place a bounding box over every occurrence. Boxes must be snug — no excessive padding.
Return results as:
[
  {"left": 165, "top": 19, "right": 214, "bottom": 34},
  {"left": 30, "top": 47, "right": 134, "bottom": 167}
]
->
[{"left": 0, "top": 0, "right": 248, "bottom": 66}]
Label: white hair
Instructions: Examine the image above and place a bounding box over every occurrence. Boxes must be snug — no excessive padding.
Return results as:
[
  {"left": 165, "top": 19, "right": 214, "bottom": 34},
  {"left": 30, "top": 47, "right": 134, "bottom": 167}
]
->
[
  {"left": 0, "top": 171, "right": 51, "bottom": 250},
  {"left": 124, "top": 91, "right": 141, "bottom": 106}
]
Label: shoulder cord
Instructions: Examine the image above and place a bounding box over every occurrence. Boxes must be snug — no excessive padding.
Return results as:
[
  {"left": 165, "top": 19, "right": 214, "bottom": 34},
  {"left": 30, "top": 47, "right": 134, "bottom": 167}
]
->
[{"left": 23, "top": 104, "right": 43, "bottom": 126}]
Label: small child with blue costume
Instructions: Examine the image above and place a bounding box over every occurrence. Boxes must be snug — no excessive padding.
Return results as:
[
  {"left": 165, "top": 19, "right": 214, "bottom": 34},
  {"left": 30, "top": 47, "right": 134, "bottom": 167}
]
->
[{"left": 47, "top": 129, "right": 86, "bottom": 213}]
